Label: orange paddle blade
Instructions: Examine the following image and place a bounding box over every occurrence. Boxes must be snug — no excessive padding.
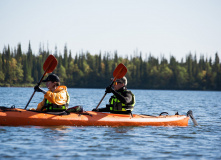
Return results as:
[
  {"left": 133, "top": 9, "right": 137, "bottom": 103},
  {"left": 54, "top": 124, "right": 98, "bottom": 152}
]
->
[
  {"left": 113, "top": 63, "right": 127, "bottom": 81},
  {"left": 43, "top": 55, "right": 58, "bottom": 73}
]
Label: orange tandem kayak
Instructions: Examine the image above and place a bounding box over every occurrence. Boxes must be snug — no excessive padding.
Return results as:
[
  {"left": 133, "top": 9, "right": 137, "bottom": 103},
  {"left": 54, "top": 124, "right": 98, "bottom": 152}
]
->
[{"left": 0, "top": 107, "right": 190, "bottom": 127}]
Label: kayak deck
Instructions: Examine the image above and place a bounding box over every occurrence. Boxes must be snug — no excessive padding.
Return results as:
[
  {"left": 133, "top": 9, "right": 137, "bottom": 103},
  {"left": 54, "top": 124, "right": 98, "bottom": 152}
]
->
[{"left": 0, "top": 108, "right": 189, "bottom": 127}]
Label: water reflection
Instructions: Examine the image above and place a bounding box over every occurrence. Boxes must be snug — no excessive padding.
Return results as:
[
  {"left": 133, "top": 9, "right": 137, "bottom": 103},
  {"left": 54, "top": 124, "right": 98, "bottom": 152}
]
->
[
  {"left": 34, "top": 126, "right": 71, "bottom": 131},
  {"left": 112, "top": 126, "right": 135, "bottom": 133}
]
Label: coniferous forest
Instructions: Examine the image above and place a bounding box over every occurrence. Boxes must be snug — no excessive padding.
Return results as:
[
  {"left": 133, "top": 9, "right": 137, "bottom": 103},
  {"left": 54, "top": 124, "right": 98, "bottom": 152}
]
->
[{"left": 0, "top": 42, "right": 221, "bottom": 90}]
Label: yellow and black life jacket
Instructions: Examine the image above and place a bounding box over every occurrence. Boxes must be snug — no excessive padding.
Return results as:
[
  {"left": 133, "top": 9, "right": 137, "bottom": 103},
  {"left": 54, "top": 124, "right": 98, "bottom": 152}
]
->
[
  {"left": 42, "top": 93, "right": 70, "bottom": 112},
  {"left": 108, "top": 90, "right": 135, "bottom": 113}
]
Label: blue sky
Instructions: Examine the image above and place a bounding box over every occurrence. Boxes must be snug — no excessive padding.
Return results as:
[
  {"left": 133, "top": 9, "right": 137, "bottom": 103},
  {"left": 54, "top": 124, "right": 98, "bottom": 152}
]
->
[{"left": 0, "top": 0, "right": 220, "bottom": 61}]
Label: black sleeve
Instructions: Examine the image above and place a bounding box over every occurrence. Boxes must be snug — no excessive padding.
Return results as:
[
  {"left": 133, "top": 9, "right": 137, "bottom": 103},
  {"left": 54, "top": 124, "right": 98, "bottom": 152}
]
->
[{"left": 111, "top": 90, "right": 132, "bottom": 104}]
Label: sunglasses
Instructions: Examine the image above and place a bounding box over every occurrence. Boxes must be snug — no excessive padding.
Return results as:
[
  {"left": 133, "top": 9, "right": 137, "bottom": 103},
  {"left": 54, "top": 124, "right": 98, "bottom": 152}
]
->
[{"left": 114, "top": 81, "right": 122, "bottom": 85}]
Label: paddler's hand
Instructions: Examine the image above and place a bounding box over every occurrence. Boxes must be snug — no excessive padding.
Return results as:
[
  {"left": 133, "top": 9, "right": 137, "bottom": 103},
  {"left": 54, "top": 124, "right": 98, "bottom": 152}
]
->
[
  {"left": 34, "top": 85, "right": 42, "bottom": 92},
  {"left": 105, "top": 86, "right": 113, "bottom": 93},
  {"left": 34, "top": 85, "right": 46, "bottom": 94}
]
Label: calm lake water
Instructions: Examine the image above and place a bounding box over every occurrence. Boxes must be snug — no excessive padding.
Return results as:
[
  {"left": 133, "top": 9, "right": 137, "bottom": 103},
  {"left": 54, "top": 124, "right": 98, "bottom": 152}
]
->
[{"left": 0, "top": 87, "right": 221, "bottom": 160}]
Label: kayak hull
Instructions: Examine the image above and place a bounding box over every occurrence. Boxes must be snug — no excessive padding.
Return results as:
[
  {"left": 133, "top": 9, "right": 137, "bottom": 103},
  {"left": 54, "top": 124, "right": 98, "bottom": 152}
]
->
[{"left": 0, "top": 108, "right": 189, "bottom": 127}]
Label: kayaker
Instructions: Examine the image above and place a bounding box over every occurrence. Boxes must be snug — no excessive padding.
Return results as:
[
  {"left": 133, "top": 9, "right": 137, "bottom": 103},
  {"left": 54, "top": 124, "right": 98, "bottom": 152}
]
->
[
  {"left": 31, "top": 73, "right": 70, "bottom": 112},
  {"left": 93, "top": 76, "right": 135, "bottom": 114}
]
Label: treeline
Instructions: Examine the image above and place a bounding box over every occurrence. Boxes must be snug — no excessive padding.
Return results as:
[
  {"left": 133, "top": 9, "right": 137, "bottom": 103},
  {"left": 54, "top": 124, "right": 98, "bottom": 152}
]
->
[{"left": 0, "top": 43, "right": 221, "bottom": 90}]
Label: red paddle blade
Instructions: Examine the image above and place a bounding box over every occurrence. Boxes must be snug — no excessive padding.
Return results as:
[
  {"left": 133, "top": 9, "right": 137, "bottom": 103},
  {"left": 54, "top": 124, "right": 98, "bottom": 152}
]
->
[
  {"left": 113, "top": 63, "right": 127, "bottom": 81},
  {"left": 43, "top": 55, "right": 58, "bottom": 73}
]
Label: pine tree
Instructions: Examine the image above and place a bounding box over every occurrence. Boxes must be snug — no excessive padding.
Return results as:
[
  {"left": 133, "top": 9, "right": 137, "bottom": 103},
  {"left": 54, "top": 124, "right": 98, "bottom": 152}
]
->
[{"left": 63, "top": 45, "right": 68, "bottom": 69}]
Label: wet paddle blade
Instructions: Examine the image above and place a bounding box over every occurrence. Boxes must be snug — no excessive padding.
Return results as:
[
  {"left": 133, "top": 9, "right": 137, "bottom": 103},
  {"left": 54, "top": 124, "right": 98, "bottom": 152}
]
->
[
  {"left": 112, "top": 63, "right": 127, "bottom": 81},
  {"left": 43, "top": 55, "right": 58, "bottom": 73}
]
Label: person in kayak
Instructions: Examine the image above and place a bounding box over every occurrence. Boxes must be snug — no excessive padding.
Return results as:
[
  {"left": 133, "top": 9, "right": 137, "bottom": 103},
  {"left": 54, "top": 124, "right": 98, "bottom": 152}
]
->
[
  {"left": 32, "top": 73, "right": 70, "bottom": 112},
  {"left": 93, "top": 76, "right": 135, "bottom": 114}
]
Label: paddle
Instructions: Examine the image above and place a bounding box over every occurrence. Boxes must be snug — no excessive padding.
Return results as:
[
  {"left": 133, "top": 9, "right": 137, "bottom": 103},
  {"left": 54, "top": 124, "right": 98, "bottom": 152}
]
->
[
  {"left": 95, "top": 63, "right": 127, "bottom": 110},
  {"left": 187, "top": 110, "right": 198, "bottom": 126},
  {"left": 24, "top": 55, "right": 58, "bottom": 109}
]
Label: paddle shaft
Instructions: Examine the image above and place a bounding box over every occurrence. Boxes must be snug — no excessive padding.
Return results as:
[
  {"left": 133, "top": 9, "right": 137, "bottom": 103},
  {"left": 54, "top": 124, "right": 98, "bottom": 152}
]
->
[
  {"left": 95, "top": 81, "right": 115, "bottom": 110},
  {"left": 24, "top": 58, "right": 55, "bottom": 109},
  {"left": 95, "top": 93, "right": 107, "bottom": 110},
  {"left": 24, "top": 71, "right": 48, "bottom": 109}
]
